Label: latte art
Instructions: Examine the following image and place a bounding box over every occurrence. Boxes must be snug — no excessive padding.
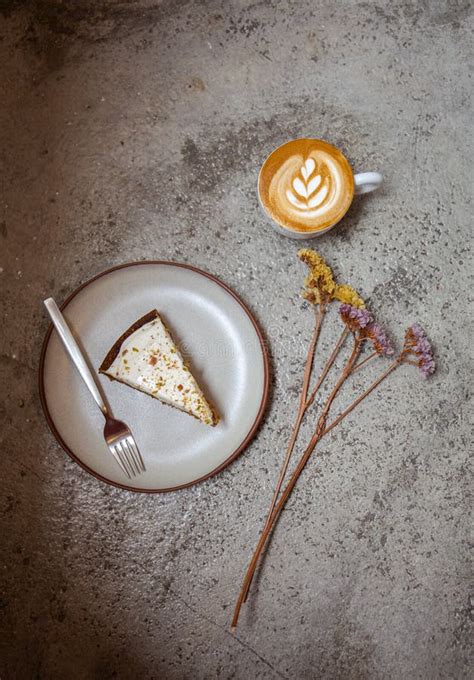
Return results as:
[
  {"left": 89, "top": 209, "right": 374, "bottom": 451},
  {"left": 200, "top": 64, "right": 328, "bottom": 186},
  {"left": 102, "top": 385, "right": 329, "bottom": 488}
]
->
[
  {"left": 286, "top": 158, "right": 326, "bottom": 209},
  {"left": 259, "top": 139, "right": 354, "bottom": 233}
]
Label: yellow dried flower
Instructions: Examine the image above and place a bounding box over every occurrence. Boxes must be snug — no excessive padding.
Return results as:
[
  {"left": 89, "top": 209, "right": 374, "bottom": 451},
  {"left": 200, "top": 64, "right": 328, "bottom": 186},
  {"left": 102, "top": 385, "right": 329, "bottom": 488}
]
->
[
  {"left": 298, "top": 249, "right": 365, "bottom": 309},
  {"left": 298, "top": 248, "right": 325, "bottom": 270},
  {"left": 298, "top": 248, "right": 336, "bottom": 305},
  {"left": 334, "top": 284, "right": 365, "bottom": 309},
  {"left": 302, "top": 275, "right": 322, "bottom": 304}
]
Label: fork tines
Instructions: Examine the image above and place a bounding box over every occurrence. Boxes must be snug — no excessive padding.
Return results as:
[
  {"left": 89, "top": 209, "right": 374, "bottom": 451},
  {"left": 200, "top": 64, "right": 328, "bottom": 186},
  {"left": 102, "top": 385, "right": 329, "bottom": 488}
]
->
[{"left": 110, "top": 437, "right": 146, "bottom": 478}]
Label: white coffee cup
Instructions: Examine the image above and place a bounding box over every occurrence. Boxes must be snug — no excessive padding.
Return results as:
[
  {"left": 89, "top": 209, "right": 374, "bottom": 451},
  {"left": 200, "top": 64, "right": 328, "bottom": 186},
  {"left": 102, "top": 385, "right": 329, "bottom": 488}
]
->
[{"left": 258, "top": 138, "right": 382, "bottom": 239}]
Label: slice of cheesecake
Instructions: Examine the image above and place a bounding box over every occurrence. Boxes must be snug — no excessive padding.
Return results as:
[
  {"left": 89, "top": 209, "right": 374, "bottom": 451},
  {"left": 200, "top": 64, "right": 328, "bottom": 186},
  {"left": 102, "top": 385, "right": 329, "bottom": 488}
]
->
[{"left": 99, "top": 310, "right": 219, "bottom": 426}]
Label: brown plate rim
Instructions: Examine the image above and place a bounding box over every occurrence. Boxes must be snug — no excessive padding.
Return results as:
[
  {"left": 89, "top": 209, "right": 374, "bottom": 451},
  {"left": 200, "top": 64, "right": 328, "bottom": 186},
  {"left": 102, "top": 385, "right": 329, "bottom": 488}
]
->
[{"left": 38, "top": 260, "right": 270, "bottom": 493}]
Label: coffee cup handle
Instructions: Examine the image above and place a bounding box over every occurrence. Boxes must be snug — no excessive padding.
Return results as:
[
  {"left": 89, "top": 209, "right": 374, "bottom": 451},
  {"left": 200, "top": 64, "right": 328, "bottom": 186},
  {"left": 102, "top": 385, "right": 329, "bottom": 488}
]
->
[{"left": 353, "top": 172, "right": 383, "bottom": 195}]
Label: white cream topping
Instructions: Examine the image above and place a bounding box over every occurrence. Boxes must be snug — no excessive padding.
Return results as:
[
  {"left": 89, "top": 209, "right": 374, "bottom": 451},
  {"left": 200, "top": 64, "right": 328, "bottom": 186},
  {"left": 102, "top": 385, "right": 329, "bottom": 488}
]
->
[
  {"left": 268, "top": 150, "right": 346, "bottom": 225},
  {"left": 104, "top": 314, "right": 216, "bottom": 426}
]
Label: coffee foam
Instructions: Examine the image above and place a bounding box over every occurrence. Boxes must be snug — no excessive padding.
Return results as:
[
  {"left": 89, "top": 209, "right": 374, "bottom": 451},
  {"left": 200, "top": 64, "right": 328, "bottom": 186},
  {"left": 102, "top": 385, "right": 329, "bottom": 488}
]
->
[{"left": 259, "top": 139, "right": 354, "bottom": 233}]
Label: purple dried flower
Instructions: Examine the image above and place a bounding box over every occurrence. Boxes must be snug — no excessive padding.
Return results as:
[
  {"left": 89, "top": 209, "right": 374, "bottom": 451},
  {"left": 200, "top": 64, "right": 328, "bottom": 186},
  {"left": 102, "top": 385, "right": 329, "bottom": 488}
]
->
[
  {"left": 339, "top": 304, "right": 373, "bottom": 330},
  {"left": 368, "top": 323, "right": 394, "bottom": 356},
  {"left": 404, "top": 324, "right": 435, "bottom": 377},
  {"left": 340, "top": 304, "right": 394, "bottom": 356}
]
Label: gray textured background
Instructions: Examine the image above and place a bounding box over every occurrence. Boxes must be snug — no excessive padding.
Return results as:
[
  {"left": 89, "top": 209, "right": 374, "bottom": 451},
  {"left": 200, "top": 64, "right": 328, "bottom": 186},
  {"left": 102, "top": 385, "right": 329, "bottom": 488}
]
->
[{"left": 0, "top": 1, "right": 472, "bottom": 678}]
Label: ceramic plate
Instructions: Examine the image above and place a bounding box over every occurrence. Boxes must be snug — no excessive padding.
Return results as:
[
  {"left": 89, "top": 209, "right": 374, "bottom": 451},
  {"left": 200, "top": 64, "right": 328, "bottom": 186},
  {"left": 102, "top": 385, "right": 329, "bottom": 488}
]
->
[{"left": 39, "top": 262, "right": 269, "bottom": 492}]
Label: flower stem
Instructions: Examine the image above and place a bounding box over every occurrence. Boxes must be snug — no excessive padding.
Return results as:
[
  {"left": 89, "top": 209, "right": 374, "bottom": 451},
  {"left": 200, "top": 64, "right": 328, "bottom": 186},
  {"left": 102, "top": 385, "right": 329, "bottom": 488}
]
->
[
  {"left": 266, "top": 305, "right": 325, "bottom": 515},
  {"left": 243, "top": 316, "right": 349, "bottom": 603},
  {"left": 232, "top": 340, "right": 361, "bottom": 630},
  {"left": 322, "top": 357, "right": 402, "bottom": 437},
  {"left": 242, "top": 304, "right": 325, "bottom": 603},
  {"left": 231, "top": 429, "right": 321, "bottom": 631},
  {"left": 350, "top": 350, "right": 379, "bottom": 374},
  {"left": 304, "top": 327, "right": 350, "bottom": 409}
]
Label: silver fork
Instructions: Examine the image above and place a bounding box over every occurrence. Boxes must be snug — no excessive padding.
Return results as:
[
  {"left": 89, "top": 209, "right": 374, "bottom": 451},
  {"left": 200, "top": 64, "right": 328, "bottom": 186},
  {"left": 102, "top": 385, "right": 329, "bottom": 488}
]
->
[{"left": 44, "top": 298, "right": 146, "bottom": 478}]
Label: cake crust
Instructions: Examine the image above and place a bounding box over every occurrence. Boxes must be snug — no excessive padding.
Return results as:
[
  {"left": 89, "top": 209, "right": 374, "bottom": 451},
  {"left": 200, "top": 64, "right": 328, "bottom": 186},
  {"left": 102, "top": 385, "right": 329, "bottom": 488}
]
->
[{"left": 99, "top": 310, "right": 159, "bottom": 374}]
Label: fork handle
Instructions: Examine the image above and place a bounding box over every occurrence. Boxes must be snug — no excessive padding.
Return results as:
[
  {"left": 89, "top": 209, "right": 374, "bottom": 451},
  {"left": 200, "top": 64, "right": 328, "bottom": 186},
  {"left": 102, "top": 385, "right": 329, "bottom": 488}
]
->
[{"left": 44, "top": 298, "right": 108, "bottom": 417}]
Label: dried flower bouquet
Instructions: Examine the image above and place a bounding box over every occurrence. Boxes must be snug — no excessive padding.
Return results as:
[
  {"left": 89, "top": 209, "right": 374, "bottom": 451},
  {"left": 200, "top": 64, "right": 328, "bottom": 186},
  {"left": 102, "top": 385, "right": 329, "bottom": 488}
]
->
[{"left": 232, "top": 249, "right": 435, "bottom": 630}]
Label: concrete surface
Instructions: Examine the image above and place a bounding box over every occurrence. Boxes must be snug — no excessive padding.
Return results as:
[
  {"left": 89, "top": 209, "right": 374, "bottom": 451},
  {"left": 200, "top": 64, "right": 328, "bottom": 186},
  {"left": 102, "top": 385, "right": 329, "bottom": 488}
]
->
[{"left": 0, "top": 1, "right": 472, "bottom": 678}]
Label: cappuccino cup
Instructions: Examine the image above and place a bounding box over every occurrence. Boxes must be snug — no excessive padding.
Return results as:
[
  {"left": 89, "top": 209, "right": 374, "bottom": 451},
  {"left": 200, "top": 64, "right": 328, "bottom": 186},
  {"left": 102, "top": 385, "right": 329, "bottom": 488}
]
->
[{"left": 258, "top": 138, "right": 382, "bottom": 238}]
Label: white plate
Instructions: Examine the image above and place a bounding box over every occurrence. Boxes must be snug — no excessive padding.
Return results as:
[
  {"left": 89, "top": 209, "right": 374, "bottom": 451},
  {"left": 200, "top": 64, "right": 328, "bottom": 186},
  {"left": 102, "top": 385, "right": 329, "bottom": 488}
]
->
[{"left": 39, "top": 262, "right": 269, "bottom": 492}]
